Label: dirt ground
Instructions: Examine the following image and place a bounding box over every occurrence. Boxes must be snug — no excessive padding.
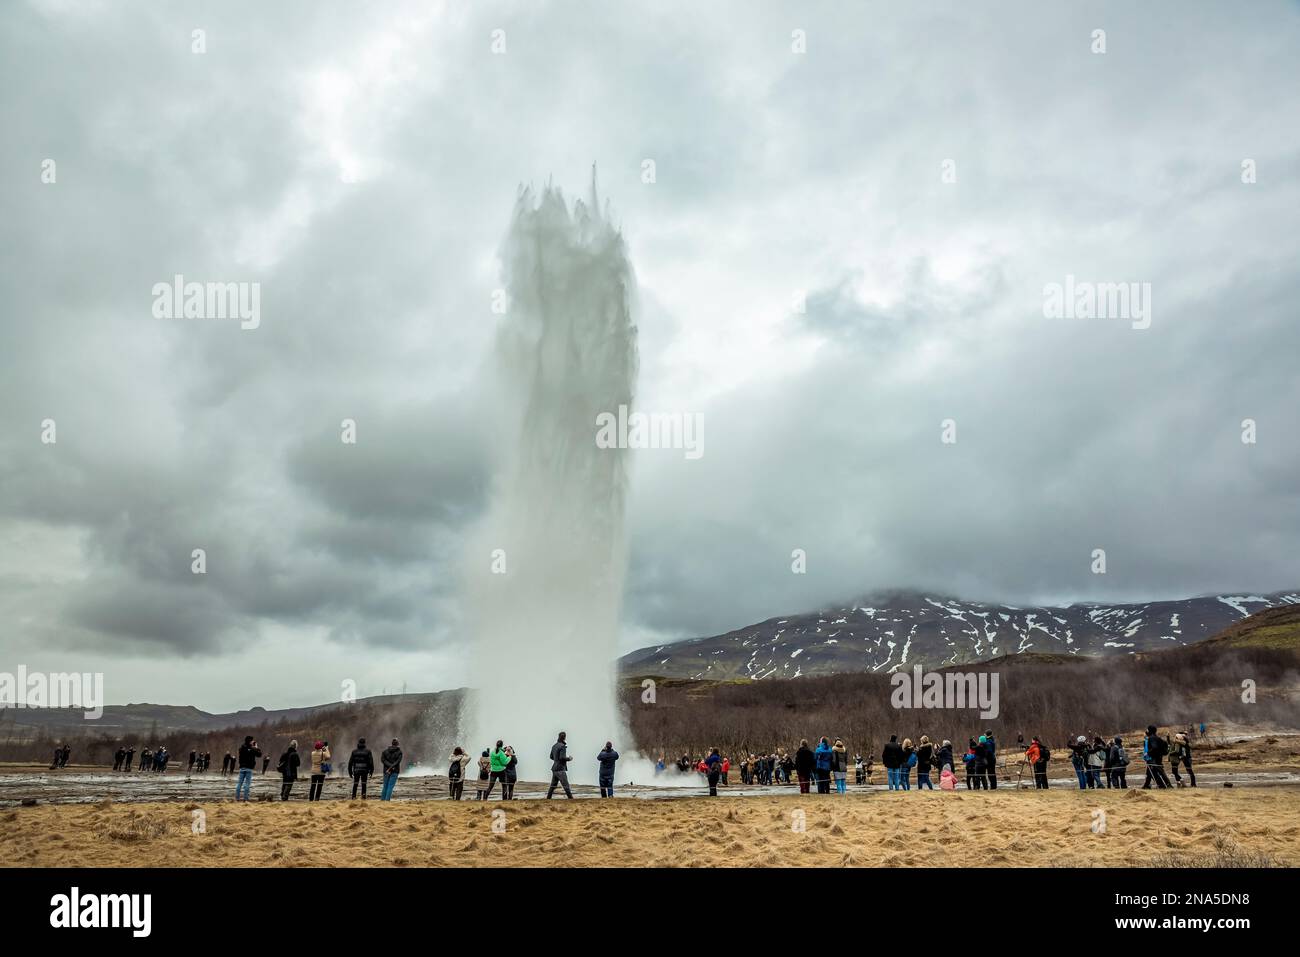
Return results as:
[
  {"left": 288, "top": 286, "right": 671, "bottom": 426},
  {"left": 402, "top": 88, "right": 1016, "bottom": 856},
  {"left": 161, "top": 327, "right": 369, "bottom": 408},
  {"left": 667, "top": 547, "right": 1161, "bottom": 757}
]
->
[
  {"left": 2, "top": 786, "right": 1296, "bottom": 868},
  {"left": 3, "top": 729, "right": 1296, "bottom": 867}
]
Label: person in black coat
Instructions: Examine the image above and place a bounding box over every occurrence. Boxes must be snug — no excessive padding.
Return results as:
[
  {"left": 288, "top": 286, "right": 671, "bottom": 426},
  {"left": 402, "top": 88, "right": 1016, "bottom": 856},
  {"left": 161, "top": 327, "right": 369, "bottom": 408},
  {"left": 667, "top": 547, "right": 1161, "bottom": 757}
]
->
[
  {"left": 277, "top": 741, "right": 301, "bottom": 800},
  {"left": 915, "top": 737, "right": 935, "bottom": 789},
  {"left": 936, "top": 740, "right": 954, "bottom": 774},
  {"left": 1142, "top": 725, "right": 1172, "bottom": 789},
  {"left": 503, "top": 746, "right": 518, "bottom": 800},
  {"left": 546, "top": 731, "right": 574, "bottom": 799},
  {"left": 881, "top": 735, "right": 904, "bottom": 790},
  {"left": 794, "top": 739, "right": 816, "bottom": 794},
  {"left": 348, "top": 737, "right": 375, "bottom": 799},
  {"left": 984, "top": 731, "right": 998, "bottom": 789},
  {"left": 1170, "top": 733, "right": 1196, "bottom": 787},
  {"left": 596, "top": 742, "right": 619, "bottom": 798}
]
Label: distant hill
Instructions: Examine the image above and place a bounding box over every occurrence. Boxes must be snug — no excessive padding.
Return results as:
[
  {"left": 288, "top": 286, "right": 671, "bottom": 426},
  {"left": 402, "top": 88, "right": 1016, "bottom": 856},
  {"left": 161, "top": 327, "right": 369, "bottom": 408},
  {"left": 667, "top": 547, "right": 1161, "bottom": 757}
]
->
[
  {"left": 0, "top": 692, "right": 454, "bottom": 741},
  {"left": 625, "top": 607, "right": 1300, "bottom": 754},
  {"left": 1193, "top": 603, "right": 1300, "bottom": 650},
  {"left": 618, "top": 590, "right": 1300, "bottom": 680}
]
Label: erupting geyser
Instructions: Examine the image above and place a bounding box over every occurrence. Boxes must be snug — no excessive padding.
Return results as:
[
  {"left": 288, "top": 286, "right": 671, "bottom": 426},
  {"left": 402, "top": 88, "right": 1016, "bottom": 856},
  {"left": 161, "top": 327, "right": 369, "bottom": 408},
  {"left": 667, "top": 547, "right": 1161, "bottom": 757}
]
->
[{"left": 462, "top": 172, "right": 641, "bottom": 785}]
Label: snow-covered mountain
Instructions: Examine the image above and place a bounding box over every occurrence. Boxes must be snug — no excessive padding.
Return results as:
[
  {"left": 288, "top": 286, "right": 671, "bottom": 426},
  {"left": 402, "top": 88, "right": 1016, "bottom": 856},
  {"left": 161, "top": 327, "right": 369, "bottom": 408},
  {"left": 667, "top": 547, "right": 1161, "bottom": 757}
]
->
[{"left": 619, "top": 590, "right": 1300, "bottom": 680}]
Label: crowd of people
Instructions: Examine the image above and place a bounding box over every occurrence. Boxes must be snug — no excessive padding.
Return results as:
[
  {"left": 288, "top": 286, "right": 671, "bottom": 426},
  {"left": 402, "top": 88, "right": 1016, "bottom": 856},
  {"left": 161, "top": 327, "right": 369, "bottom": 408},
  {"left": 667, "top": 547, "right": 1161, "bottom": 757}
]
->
[
  {"left": 73, "top": 721, "right": 1207, "bottom": 801},
  {"left": 652, "top": 722, "right": 1209, "bottom": 795},
  {"left": 268, "top": 736, "right": 404, "bottom": 802},
  {"left": 444, "top": 733, "right": 621, "bottom": 801}
]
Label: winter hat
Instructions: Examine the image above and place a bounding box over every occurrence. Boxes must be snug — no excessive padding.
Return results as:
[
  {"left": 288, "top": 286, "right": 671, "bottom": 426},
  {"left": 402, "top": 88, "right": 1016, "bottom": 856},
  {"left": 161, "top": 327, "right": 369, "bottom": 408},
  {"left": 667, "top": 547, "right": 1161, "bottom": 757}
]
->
[
  {"left": 1077, "top": 735, "right": 1086, "bottom": 743},
  {"left": 314, "top": 740, "right": 324, "bottom": 750}
]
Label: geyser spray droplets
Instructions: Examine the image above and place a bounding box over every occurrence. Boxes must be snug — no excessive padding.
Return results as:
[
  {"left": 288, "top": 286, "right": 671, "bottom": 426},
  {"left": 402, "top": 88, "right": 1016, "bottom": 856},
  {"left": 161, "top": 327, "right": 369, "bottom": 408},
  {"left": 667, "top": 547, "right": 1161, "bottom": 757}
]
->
[{"left": 462, "top": 172, "right": 651, "bottom": 786}]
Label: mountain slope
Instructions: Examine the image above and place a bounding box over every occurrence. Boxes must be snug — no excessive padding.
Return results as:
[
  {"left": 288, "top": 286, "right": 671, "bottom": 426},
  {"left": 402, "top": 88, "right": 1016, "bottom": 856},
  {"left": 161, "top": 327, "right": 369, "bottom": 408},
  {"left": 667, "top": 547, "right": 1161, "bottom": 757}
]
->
[
  {"left": 619, "top": 590, "right": 1300, "bottom": 680},
  {"left": 0, "top": 692, "right": 455, "bottom": 739}
]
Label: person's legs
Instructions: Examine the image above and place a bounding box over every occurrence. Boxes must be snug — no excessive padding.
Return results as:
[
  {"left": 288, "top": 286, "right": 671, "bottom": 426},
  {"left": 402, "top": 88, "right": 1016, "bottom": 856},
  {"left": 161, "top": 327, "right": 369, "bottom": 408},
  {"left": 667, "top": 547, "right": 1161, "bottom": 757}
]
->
[
  {"left": 1185, "top": 759, "right": 1196, "bottom": 787},
  {"left": 1117, "top": 768, "right": 1127, "bottom": 789},
  {"left": 1155, "top": 765, "right": 1172, "bottom": 789},
  {"left": 560, "top": 771, "right": 573, "bottom": 798},
  {"left": 484, "top": 771, "right": 500, "bottom": 799},
  {"left": 798, "top": 773, "right": 809, "bottom": 794},
  {"left": 236, "top": 767, "right": 252, "bottom": 800},
  {"left": 708, "top": 772, "right": 719, "bottom": 796},
  {"left": 281, "top": 780, "right": 292, "bottom": 801},
  {"left": 988, "top": 767, "right": 997, "bottom": 790},
  {"left": 381, "top": 772, "right": 397, "bottom": 800}
]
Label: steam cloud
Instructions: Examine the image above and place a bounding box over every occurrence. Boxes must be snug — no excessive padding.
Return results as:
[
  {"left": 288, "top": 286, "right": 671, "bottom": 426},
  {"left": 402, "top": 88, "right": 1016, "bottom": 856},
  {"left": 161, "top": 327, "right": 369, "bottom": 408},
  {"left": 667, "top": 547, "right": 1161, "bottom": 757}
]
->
[{"left": 461, "top": 173, "right": 647, "bottom": 785}]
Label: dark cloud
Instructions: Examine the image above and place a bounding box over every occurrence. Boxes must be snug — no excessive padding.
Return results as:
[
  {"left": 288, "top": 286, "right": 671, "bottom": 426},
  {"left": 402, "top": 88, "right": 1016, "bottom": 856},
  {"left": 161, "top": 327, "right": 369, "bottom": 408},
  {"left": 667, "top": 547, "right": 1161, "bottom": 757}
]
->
[{"left": 2, "top": 0, "right": 1297, "bottom": 708}]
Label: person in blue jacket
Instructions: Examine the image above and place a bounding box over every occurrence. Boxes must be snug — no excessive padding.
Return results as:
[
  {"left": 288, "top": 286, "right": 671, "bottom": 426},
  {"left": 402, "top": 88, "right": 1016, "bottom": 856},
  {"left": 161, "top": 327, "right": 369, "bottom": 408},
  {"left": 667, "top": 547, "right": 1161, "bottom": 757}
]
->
[
  {"left": 704, "top": 747, "right": 722, "bottom": 796},
  {"left": 814, "top": 736, "right": 833, "bottom": 794},
  {"left": 597, "top": 742, "right": 619, "bottom": 798}
]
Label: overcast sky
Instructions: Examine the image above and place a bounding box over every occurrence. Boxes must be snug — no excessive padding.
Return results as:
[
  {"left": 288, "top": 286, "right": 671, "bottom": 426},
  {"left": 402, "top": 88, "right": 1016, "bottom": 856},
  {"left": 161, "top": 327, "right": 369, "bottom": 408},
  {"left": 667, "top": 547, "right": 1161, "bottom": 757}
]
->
[{"left": 2, "top": 1, "right": 1298, "bottom": 711}]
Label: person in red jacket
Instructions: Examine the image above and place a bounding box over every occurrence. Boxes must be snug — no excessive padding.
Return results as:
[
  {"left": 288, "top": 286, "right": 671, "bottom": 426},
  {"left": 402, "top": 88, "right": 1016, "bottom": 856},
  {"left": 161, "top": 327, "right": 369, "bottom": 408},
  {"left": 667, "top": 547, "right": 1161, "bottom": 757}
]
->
[{"left": 721, "top": 756, "right": 730, "bottom": 786}]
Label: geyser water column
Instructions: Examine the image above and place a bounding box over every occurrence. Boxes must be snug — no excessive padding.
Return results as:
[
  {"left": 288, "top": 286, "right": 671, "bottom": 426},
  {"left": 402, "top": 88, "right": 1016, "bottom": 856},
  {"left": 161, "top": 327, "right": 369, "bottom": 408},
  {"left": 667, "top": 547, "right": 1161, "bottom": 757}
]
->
[{"left": 463, "top": 175, "right": 638, "bottom": 785}]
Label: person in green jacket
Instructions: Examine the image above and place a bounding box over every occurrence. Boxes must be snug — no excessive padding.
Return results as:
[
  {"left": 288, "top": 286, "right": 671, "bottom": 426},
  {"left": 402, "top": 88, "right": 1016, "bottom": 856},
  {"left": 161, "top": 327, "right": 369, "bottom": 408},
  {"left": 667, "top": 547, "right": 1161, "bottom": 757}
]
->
[{"left": 485, "top": 739, "right": 510, "bottom": 799}]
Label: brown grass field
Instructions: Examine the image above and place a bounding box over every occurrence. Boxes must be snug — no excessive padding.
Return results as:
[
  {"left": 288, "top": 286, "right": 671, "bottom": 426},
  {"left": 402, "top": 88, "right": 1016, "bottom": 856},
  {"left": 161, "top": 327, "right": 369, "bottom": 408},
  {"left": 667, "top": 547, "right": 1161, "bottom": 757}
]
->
[
  {"left": 3, "top": 729, "right": 1296, "bottom": 868},
  {"left": 2, "top": 786, "right": 1297, "bottom": 868}
]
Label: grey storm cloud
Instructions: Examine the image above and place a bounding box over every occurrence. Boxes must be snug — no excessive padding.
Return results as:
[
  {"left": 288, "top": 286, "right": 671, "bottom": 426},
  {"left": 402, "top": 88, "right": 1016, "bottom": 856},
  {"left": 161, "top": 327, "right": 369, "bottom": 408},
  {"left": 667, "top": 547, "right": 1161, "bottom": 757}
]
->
[{"left": 1, "top": 0, "right": 1298, "bottom": 708}]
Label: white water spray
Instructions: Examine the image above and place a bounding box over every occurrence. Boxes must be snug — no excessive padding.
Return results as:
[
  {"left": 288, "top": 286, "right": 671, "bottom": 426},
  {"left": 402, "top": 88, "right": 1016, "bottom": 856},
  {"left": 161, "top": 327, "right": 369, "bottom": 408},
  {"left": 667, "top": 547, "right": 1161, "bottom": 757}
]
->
[{"left": 462, "top": 173, "right": 645, "bottom": 786}]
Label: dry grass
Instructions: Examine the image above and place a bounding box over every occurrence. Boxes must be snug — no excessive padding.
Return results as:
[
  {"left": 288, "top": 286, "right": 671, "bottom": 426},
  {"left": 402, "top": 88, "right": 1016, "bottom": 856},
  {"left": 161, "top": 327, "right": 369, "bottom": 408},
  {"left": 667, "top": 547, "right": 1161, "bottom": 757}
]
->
[{"left": 2, "top": 787, "right": 1297, "bottom": 868}]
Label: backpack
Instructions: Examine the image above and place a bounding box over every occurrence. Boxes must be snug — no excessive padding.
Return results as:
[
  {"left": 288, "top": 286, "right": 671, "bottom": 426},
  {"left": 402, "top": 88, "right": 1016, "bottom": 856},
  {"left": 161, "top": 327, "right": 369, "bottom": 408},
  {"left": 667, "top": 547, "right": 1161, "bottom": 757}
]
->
[
  {"left": 1039, "top": 747, "right": 1050, "bottom": 763},
  {"left": 448, "top": 759, "right": 462, "bottom": 780},
  {"left": 1115, "top": 746, "right": 1128, "bottom": 766}
]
